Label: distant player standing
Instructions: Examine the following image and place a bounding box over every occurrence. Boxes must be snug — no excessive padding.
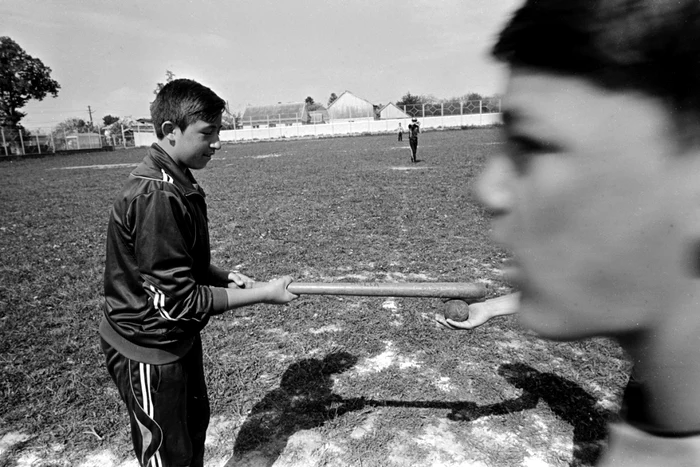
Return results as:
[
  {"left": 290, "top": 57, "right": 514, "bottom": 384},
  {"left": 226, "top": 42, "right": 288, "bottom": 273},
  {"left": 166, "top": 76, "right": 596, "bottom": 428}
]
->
[
  {"left": 397, "top": 122, "right": 403, "bottom": 142},
  {"left": 408, "top": 117, "right": 420, "bottom": 163}
]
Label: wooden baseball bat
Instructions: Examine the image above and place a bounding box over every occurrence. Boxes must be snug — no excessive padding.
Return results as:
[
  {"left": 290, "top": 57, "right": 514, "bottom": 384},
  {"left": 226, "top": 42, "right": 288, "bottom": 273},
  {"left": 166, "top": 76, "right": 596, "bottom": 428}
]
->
[{"left": 287, "top": 282, "right": 486, "bottom": 300}]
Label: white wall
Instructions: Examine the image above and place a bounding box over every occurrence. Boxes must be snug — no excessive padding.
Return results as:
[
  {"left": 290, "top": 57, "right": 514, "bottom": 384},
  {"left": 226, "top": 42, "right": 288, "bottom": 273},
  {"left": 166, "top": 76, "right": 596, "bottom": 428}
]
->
[
  {"left": 131, "top": 112, "right": 501, "bottom": 146},
  {"left": 220, "top": 112, "right": 501, "bottom": 143},
  {"left": 134, "top": 132, "right": 158, "bottom": 147}
]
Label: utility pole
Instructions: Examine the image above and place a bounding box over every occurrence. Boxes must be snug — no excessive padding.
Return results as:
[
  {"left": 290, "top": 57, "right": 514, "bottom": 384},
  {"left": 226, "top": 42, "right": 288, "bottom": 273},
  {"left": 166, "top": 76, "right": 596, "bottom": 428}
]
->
[{"left": 87, "top": 106, "right": 94, "bottom": 129}]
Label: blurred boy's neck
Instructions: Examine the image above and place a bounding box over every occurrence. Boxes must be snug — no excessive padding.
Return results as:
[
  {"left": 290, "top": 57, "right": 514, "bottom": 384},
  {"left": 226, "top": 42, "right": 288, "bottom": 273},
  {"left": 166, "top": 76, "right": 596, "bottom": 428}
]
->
[{"left": 621, "top": 309, "right": 700, "bottom": 434}]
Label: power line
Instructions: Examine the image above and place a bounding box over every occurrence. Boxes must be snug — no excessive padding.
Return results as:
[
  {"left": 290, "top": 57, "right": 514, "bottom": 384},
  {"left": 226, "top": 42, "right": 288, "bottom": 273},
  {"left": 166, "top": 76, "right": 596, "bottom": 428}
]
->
[
  {"left": 21, "top": 109, "right": 88, "bottom": 114},
  {"left": 24, "top": 108, "right": 142, "bottom": 114}
]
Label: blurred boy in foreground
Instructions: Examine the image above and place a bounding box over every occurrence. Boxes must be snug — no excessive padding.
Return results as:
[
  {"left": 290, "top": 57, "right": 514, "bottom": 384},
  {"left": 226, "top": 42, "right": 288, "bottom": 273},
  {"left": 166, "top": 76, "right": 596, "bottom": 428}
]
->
[{"left": 439, "top": 1, "right": 700, "bottom": 465}]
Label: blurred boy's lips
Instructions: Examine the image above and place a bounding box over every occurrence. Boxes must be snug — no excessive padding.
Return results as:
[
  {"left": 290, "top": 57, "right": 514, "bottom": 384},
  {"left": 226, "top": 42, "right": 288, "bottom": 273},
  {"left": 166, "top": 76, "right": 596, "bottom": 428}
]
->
[
  {"left": 498, "top": 258, "right": 519, "bottom": 282},
  {"left": 499, "top": 260, "right": 529, "bottom": 291},
  {"left": 500, "top": 266, "right": 519, "bottom": 283}
]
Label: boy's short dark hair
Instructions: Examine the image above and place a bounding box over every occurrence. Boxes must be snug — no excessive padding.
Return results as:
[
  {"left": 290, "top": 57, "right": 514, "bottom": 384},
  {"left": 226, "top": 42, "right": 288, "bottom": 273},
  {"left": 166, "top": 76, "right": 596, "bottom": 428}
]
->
[
  {"left": 151, "top": 79, "right": 227, "bottom": 139},
  {"left": 493, "top": 0, "right": 700, "bottom": 131}
]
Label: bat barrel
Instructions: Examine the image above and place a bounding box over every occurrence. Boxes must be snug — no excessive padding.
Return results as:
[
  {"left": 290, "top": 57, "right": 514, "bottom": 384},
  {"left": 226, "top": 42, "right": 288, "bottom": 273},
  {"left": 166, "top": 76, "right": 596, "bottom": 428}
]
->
[{"left": 287, "top": 282, "right": 486, "bottom": 300}]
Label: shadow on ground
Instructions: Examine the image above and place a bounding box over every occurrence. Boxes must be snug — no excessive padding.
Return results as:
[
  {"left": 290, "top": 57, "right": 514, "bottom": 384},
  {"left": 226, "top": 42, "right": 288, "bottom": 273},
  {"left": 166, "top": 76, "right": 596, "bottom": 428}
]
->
[
  {"left": 225, "top": 357, "right": 610, "bottom": 467},
  {"left": 449, "top": 363, "right": 611, "bottom": 466}
]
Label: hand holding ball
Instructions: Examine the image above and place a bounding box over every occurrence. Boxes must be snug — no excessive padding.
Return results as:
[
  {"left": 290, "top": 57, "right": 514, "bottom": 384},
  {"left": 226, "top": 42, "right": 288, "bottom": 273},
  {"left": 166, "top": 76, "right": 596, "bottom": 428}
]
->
[{"left": 444, "top": 299, "right": 470, "bottom": 322}]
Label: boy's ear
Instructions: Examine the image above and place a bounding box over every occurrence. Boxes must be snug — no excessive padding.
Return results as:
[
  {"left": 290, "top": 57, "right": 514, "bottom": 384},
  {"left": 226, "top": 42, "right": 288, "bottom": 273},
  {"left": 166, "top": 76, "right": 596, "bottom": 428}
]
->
[{"left": 161, "top": 121, "right": 178, "bottom": 145}]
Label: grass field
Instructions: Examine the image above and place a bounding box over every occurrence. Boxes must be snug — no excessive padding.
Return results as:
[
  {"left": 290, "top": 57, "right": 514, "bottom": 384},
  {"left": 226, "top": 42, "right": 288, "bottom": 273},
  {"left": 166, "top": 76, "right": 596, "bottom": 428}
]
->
[{"left": 0, "top": 129, "right": 631, "bottom": 467}]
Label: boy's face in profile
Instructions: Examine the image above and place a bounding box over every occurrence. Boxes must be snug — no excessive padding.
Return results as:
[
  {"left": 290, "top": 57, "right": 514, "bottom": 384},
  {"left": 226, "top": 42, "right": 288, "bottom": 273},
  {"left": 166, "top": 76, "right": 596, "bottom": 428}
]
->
[
  {"left": 476, "top": 67, "right": 699, "bottom": 340},
  {"left": 168, "top": 114, "right": 223, "bottom": 170}
]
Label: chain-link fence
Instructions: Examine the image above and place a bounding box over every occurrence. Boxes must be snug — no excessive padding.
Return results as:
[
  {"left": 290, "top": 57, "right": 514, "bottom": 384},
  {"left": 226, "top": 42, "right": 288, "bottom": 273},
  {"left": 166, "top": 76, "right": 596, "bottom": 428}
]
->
[
  {"left": 1, "top": 127, "right": 52, "bottom": 155},
  {"left": 53, "top": 130, "right": 103, "bottom": 151},
  {"left": 0, "top": 124, "right": 158, "bottom": 156},
  {"left": 1, "top": 126, "right": 109, "bottom": 156},
  {"left": 103, "top": 123, "right": 156, "bottom": 149}
]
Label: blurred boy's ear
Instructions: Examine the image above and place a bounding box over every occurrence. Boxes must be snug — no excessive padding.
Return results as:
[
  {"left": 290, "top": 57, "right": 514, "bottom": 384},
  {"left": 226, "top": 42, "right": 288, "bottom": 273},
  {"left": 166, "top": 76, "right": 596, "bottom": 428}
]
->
[{"left": 676, "top": 149, "right": 700, "bottom": 276}]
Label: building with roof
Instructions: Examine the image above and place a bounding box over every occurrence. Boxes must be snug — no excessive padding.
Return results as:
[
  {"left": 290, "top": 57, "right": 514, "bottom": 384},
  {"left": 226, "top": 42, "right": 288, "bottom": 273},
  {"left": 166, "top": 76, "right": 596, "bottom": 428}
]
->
[
  {"left": 241, "top": 102, "right": 309, "bottom": 128},
  {"left": 308, "top": 106, "right": 330, "bottom": 124},
  {"left": 378, "top": 102, "right": 410, "bottom": 120},
  {"left": 326, "top": 91, "right": 375, "bottom": 122},
  {"left": 64, "top": 132, "right": 102, "bottom": 150}
]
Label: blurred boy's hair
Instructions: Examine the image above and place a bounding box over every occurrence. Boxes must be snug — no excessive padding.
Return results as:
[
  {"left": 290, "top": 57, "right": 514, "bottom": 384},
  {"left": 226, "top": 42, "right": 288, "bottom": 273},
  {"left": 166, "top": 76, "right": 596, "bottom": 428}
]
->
[{"left": 492, "top": 0, "right": 700, "bottom": 140}]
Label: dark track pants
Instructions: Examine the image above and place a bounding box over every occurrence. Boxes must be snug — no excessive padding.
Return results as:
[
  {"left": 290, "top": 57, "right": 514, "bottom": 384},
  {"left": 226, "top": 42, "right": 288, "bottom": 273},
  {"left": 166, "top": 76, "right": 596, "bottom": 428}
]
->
[
  {"left": 101, "top": 336, "right": 210, "bottom": 467},
  {"left": 409, "top": 137, "right": 418, "bottom": 162}
]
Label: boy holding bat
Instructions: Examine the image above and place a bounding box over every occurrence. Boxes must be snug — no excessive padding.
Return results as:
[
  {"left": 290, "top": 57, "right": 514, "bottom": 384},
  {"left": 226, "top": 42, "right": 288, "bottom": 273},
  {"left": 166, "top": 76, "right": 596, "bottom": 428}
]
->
[
  {"left": 100, "top": 79, "right": 297, "bottom": 467},
  {"left": 438, "top": 0, "right": 700, "bottom": 465}
]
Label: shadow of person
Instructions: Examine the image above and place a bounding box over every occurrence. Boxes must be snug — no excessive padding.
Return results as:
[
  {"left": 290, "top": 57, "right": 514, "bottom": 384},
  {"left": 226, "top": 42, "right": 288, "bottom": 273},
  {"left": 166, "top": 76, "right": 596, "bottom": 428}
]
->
[
  {"left": 449, "top": 362, "right": 611, "bottom": 466},
  {"left": 226, "top": 352, "right": 358, "bottom": 467},
  {"left": 227, "top": 358, "right": 610, "bottom": 467}
]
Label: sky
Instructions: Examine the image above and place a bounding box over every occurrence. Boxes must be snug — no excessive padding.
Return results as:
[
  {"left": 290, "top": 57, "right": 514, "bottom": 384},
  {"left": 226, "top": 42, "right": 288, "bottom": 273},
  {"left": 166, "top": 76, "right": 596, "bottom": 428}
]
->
[{"left": 2, "top": 0, "right": 523, "bottom": 129}]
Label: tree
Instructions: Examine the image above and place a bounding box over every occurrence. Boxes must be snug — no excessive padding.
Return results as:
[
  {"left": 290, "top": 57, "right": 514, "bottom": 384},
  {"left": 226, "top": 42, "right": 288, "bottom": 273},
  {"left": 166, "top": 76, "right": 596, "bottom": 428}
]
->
[
  {"left": 153, "top": 70, "right": 176, "bottom": 96},
  {"left": 305, "top": 96, "right": 315, "bottom": 105},
  {"left": 102, "top": 116, "right": 136, "bottom": 136},
  {"left": 396, "top": 91, "right": 422, "bottom": 107},
  {"left": 53, "top": 117, "right": 92, "bottom": 135},
  {"left": 327, "top": 93, "right": 338, "bottom": 107},
  {"left": 103, "top": 115, "right": 119, "bottom": 126},
  {"left": 420, "top": 94, "right": 439, "bottom": 104},
  {"left": 0, "top": 36, "right": 60, "bottom": 128},
  {"left": 222, "top": 110, "right": 240, "bottom": 130}
]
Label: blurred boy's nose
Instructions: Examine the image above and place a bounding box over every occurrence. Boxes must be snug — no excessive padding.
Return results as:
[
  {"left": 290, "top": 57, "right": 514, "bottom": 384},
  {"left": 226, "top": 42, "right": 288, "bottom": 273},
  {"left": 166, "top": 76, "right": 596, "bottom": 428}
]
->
[
  {"left": 211, "top": 139, "right": 221, "bottom": 150},
  {"left": 475, "top": 154, "right": 515, "bottom": 217}
]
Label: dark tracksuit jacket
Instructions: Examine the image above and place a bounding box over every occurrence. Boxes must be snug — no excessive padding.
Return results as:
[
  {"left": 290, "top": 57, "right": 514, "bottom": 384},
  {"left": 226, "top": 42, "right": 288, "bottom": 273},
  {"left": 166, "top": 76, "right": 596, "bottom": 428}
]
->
[{"left": 101, "top": 143, "right": 228, "bottom": 365}]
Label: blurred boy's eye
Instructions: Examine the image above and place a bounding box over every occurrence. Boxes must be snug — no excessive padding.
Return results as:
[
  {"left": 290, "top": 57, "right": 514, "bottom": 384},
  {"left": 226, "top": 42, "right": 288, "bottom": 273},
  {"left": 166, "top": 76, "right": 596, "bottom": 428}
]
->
[{"left": 506, "top": 136, "right": 554, "bottom": 175}]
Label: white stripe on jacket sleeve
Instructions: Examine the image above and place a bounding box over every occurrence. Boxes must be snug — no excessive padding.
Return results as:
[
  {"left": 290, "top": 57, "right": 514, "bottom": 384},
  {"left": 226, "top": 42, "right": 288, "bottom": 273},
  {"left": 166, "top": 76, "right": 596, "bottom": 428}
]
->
[{"left": 149, "top": 284, "right": 176, "bottom": 321}]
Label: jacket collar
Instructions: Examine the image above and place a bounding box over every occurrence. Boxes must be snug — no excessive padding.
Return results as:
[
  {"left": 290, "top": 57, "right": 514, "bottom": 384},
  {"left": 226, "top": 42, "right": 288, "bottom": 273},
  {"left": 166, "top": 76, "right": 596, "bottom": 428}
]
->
[{"left": 132, "top": 143, "right": 205, "bottom": 197}]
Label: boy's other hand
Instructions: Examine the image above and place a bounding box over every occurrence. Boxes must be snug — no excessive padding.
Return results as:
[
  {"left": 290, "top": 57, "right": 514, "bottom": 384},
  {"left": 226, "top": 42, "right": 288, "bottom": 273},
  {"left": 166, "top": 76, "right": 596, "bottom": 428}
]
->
[
  {"left": 435, "top": 301, "right": 494, "bottom": 330},
  {"left": 227, "top": 271, "right": 255, "bottom": 289},
  {"left": 435, "top": 293, "right": 521, "bottom": 331}
]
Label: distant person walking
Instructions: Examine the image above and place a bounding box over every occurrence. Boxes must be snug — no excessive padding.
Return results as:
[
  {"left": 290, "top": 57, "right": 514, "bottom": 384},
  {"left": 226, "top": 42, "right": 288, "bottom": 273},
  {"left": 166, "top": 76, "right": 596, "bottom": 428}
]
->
[
  {"left": 397, "top": 123, "right": 403, "bottom": 142},
  {"left": 408, "top": 117, "right": 420, "bottom": 163}
]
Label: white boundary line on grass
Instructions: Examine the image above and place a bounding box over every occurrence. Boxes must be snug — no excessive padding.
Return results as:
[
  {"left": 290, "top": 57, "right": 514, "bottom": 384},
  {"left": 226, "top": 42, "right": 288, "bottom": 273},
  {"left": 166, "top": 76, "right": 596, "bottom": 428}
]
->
[
  {"left": 390, "top": 166, "right": 435, "bottom": 171},
  {"left": 51, "top": 163, "right": 139, "bottom": 170}
]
